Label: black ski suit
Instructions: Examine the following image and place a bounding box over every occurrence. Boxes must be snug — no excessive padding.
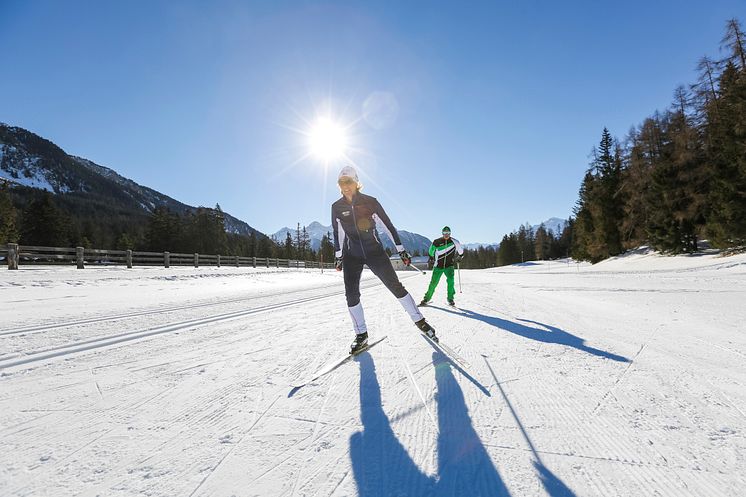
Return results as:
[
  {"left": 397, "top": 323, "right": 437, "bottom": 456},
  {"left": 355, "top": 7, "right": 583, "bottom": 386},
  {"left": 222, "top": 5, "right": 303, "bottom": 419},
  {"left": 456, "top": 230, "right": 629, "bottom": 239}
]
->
[{"left": 332, "top": 192, "right": 407, "bottom": 307}]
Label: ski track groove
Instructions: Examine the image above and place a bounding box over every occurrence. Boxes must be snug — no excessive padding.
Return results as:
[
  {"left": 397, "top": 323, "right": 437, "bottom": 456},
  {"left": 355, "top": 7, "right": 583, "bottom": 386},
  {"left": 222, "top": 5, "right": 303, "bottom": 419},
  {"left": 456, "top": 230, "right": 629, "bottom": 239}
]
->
[
  {"left": 1, "top": 274, "right": 413, "bottom": 337},
  {"left": 0, "top": 274, "right": 418, "bottom": 373},
  {"left": 592, "top": 342, "right": 646, "bottom": 414},
  {"left": 186, "top": 393, "right": 282, "bottom": 497},
  {"left": 1, "top": 306, "right": 327, "bottom": 458},
  {"left": 0, "top": 292, "right": 345, "bottom": 370},
  {"left": 288, "top": 377, "right": 337, "bottom": 497},
  {"left": 0, "top": 279, "right": 350, "bottom": 336},
  {"left": 491, "top": 352, "right": 693, "bottom": 497}
]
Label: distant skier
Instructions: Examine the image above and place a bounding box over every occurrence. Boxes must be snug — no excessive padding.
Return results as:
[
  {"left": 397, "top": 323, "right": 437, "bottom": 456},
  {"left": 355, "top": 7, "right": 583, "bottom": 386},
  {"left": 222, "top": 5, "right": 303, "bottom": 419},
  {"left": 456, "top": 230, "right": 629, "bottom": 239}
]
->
[
  {"left": 420, "top": 226, "right": 464, "bottom": 307},
  {"left": 332, "top": 165, "right": 436, "bottom": 353}
]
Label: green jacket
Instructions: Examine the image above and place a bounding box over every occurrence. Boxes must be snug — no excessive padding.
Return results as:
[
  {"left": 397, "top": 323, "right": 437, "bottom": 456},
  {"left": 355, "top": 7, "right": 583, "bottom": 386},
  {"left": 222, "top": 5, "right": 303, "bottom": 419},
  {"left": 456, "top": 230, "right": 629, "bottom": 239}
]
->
[{"left": 428, "top": 236, "right": 463, "bottom": 269}]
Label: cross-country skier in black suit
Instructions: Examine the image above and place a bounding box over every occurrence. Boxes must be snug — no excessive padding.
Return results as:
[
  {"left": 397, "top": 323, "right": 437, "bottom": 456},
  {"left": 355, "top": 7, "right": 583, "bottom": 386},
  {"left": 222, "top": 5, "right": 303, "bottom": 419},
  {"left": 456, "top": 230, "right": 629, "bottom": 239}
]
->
[{"left": 332, "top": 165, "right": 436, "bottom": 353}]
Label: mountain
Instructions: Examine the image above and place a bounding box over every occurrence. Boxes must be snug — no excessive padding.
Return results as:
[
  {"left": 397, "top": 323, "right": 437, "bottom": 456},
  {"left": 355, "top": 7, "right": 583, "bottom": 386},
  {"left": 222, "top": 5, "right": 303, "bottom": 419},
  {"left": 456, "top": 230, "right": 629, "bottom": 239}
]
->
[
  {"left": 274, "top": 221, "right": 432, "bottom": 254},
  {"left": 272, "top": 222, "right": 332, "bottom": 251},
  {"left": 531, "top": 217, "right": 568, "bottom": 235},
  {"left": 0, "top": 123, "right": 264, "bottom": 238},
  {"left": 463, "top": 242, "right": 499, "bottom": 250},
  {"left": 462, "top": 217, "right": 568, "bottom": 250}
]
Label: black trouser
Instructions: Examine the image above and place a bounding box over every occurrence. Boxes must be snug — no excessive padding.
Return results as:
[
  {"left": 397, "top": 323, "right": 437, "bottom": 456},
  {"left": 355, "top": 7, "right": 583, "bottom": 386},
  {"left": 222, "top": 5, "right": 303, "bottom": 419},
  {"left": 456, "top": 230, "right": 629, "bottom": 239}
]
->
[{"left": 343, "top": 248, "right": 407, "bottom": 307}]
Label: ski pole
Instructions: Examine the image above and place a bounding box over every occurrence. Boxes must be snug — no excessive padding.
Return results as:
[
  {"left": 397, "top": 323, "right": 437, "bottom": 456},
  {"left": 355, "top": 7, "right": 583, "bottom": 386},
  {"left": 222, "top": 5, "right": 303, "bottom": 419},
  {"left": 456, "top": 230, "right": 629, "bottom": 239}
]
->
[
  {"left": 408, "top": 261, "right": 425, "bottom": 275},
  {"left": 457, "top": 262, "right": 462, "bottom": 293}
]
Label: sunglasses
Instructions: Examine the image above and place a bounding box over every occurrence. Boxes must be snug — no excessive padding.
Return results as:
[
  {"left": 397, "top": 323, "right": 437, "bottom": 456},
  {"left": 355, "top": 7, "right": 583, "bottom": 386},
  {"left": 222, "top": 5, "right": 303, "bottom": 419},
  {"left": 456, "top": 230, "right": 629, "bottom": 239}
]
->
[
  {"left": 442, "top": 231, "right": 451, "bottom": 235},
  {"left": 338, "top": 177, "right": 356, "bottom": 186}
]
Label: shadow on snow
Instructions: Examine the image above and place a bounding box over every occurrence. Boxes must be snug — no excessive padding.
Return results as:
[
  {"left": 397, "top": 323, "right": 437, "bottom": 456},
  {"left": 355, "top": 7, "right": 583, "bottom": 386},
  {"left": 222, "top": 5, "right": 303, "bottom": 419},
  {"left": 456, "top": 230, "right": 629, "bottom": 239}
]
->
[
  {"left": 431, "top": 306, "right": 630, "bottom": 363},
  {"left": 350, "top": 351, "right": 509, "bottom": 496}
]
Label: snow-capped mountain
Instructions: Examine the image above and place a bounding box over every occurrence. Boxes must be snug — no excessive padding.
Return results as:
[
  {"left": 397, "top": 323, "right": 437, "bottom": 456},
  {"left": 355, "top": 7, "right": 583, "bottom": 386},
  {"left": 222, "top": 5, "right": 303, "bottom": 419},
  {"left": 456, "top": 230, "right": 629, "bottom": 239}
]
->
[
  {"left": 462, "top": 218, "right": 569, "bottom": 250},
  {"left": 0, "top": 123, "right": 263, "bottom": 237},
  {"left": 532, "top": 217, "right": 568, "bottom": 235},
  {"left": 463, "top": 242, "right": 500, "bottom": 251},
  {"left": 272, "top": 222, "right": 333, "bottom": 251},
  {"left": 274, "top": 221, "right": 432, "bottom": 254}
]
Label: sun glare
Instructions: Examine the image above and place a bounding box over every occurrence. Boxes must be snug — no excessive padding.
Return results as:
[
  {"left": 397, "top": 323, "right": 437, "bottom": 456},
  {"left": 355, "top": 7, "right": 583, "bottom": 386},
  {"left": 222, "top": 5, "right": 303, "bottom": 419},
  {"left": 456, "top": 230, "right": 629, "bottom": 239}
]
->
[{"left": 308, "top": 117, "right": 348, "bottom": 161}]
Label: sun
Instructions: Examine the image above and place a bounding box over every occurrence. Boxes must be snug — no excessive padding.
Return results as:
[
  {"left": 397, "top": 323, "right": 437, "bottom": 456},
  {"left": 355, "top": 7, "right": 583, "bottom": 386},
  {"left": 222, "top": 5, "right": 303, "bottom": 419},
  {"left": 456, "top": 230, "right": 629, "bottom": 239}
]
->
[{"left": 308, "top": 117, "right": 348, "bottom": 161}]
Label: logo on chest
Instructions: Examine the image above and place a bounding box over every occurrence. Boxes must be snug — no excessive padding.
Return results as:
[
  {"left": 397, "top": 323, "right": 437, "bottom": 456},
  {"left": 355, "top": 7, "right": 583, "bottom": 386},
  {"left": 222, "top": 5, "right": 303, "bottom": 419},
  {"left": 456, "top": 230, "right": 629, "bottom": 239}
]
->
[{"left": 342, "top": 210, "right": 351, "bottom": 217}]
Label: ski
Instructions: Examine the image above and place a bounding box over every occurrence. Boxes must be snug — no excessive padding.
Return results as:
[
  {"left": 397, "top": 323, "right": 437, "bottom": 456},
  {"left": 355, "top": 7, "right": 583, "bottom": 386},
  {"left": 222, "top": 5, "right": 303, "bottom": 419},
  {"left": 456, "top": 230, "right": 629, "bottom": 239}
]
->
[
  {"left": 291, "top": 335, "right": 387, "bottom": 388},
  {"left": 420, "top": 332, "right": 491, "bottom": 396},
  {"left": 420, "top": 332, "right": 470, "bottom": 369}
]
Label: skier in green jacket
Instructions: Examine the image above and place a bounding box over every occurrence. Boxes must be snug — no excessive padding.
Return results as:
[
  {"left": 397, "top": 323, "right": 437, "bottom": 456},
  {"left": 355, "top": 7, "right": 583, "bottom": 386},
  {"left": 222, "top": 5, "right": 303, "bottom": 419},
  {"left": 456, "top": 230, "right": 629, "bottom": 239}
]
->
[{"left": 420, "top": 226, "right": 464, "bottom": 307}]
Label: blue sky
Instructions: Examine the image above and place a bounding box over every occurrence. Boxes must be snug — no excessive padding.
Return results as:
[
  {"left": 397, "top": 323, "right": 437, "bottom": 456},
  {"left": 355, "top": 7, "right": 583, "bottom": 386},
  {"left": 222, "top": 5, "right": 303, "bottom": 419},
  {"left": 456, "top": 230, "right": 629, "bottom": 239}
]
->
[{"left": 1, "top": 1, "right": 743, "bottom": 243}]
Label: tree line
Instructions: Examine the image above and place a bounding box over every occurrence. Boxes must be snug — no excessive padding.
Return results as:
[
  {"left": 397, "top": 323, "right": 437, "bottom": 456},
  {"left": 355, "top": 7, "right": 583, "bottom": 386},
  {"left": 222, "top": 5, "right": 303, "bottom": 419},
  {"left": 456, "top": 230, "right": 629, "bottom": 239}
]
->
[
  {"left": 572, "top": 18, "right": 746, "bottom": 262},
  {"left": 0, "top": 186, "right": 337, "bottom": 262}
]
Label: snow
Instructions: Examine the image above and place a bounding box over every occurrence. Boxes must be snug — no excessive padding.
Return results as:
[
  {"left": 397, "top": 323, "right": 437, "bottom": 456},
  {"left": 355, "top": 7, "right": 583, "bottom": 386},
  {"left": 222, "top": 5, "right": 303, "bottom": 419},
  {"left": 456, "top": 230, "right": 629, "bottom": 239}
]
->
[
  {"left": 1, "top": 146, "right": 70, "bottom": 193},
  {"left": 1, "top": 252, "right": 745, "bottom": 496}
]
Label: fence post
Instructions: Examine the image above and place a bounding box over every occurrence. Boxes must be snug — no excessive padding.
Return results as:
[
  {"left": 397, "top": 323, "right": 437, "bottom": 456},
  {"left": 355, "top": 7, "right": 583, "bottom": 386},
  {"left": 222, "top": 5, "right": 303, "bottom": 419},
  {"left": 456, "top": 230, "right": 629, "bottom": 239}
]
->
[
  {"left": 266, "top": 257, "right": 269, "bottom": 268},
  {"left": 194, "top": 253, "right": 199, "bottom": 268},
  {"left": 217, "top": 254, "right": 221, "bottom": 267},
  {"left": 7, "top": 243, "right": 19, "bottom": 270},
  {"left": 252, "top": 256, "right": 256, "bottom": 268},
  {"left": 235, "top": 255, "right": 239, "bottom": 267},
  {"left": 126, "top": 250, "right": 133, "bottom": 268},
  {"left": 164, "top": 251, "right": 170, "bottom": 268},
  {"left": 76, "top": 247, "right": 85, "bottom": 269}
]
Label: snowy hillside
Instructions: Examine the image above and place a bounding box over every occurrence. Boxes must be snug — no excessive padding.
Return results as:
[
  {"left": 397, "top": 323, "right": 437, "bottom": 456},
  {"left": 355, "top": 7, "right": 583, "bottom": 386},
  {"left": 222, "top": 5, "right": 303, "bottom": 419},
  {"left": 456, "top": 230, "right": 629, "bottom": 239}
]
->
[
  {"left": 0, "top": 123, "right": 263, "bottom": 238},
  {"left": 1, "top": 250, "right": 744, "bottom": 496}
]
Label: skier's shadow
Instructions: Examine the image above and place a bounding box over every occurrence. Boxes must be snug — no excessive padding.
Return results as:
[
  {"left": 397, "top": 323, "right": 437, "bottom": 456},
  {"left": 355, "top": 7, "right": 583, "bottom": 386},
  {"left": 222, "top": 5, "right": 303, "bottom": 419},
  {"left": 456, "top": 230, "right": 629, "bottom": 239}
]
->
[
  {"left": 350, "top": 352, "right": 510, "bottom": 496},
  {"left": 431, "top": 306, "right": 630, "bottom": 363}
]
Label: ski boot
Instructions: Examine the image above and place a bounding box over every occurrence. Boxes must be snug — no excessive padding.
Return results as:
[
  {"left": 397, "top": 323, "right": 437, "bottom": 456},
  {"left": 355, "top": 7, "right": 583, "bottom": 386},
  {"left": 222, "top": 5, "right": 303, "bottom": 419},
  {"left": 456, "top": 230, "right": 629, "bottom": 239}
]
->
[
  {"left": 447, "top": 299, "right": 455, "bottom": 306},
  {"left": 418, "top": 299, "right": 429, "bottom": 307},
  {"left": 350, "top": 332, "right": 369, "bottom": 355},
  {"left": 414, "top": 318, "right": 437, "bottom": 342}
]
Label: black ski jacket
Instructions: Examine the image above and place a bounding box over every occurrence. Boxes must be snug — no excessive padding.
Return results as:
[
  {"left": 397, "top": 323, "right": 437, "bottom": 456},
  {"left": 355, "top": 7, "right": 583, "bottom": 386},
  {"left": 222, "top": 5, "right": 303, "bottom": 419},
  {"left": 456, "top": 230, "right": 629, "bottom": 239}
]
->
[
  {"left": 332, "top": 192, "right": 405, "bottom": 259},
  {"left": 428, "top": 236, "right": 464, "bottom": 269}
]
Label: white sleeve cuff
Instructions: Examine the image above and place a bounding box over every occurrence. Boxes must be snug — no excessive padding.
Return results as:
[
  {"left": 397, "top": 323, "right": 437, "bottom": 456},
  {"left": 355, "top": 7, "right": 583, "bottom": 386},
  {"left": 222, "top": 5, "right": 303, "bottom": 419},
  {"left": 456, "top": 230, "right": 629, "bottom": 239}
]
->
[{"left": 395, "top": 245, "right": 405, "bottom": 253}]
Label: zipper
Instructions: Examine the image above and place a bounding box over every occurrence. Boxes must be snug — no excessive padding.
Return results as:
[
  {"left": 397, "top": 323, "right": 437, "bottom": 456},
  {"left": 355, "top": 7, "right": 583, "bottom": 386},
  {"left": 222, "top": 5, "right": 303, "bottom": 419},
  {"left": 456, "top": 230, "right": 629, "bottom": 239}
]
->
[{"left": 350, "top": 196, "right": 367, "bottom": 258}]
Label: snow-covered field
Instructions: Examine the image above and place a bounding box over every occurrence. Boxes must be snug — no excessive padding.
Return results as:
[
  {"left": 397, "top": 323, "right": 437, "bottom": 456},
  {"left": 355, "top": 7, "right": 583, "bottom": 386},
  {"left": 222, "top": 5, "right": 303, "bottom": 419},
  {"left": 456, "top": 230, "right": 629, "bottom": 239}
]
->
[{"left": 1, "top": 250, "right": 745, "bottom": 497}]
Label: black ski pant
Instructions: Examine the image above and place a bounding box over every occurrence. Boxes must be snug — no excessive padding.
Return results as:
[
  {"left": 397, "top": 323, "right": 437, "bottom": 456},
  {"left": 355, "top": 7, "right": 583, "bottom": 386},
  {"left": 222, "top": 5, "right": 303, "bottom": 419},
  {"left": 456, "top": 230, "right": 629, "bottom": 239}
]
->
[{"left": 343, "top": 248, "right": 407, "bottom": 307}]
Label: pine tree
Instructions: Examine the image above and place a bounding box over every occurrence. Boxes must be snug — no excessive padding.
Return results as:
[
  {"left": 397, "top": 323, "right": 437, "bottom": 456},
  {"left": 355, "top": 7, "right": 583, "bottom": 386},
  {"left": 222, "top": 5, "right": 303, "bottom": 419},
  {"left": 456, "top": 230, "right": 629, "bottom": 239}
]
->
[
  {"left": 497, "top": 233, "right": 521, "bottom": 266},
  {"left": 534, "top": 225, "right": 550, "bottom": 260},
  {"left": 20, "top": 192, "right": 70, "bottom": 246},
  {"left": 571, "top": 171, "right": 596, "bottom": 261},
  {"left": 284, "top": 231, "right": 295, "bottom": 259},
  {"left": 722, "top": 18, "right": 746, "bottom": 70},
  {"left": 249, "top": 230, "right": 258, "bottom": 257},
  {"left": 705, "top": 59, "right": 746, "bottom": 246},
  {"left": 116, "top": 232, "right": 135, "bottom": 250},
  {"left": 0, "top": 184, "right": 19, "bottom": 243},
  {"left": 320, "top": 231, "right": 335, "bottom": 265},
  {"left": 146, "top": 207, "right": 182, "bottom": 252}
]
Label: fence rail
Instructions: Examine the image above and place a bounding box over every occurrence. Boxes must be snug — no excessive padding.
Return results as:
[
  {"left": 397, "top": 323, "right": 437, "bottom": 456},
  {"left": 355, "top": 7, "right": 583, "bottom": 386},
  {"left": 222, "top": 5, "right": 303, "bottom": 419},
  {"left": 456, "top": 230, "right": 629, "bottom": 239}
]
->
[{"left": 3, "top": 243, "right": 335, "bottom": 270}]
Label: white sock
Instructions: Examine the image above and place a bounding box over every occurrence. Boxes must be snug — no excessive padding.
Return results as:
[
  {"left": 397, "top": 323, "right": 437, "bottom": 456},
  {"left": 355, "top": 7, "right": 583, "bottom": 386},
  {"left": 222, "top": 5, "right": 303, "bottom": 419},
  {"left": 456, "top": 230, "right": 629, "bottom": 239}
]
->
[
  {"left": 398, "top": 293, "right": 424, "bottom": 322},
  {"left": 348, "top": 303, "right": 367, "bottom": 334}
]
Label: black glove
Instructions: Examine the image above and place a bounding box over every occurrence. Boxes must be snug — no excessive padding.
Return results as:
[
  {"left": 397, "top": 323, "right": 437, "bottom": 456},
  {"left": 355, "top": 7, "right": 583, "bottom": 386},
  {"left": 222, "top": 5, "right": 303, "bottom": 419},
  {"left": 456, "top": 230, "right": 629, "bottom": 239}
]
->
[
  {"left": 455, "top": 254, "right": 463, "bottom": 263},
  {"left": 335, "top": 257, "right": 343, "bottom": 271},
  {"left": 427, "top": 256, "right": 434, "bottom": 270},
  {"left": 398, "top": 250, "right": 411, "bottom": 266}
]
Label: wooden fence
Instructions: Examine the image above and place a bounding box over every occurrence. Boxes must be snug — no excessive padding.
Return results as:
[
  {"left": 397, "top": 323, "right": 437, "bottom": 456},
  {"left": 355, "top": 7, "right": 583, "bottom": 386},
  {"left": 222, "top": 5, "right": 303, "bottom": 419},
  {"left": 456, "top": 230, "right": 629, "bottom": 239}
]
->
[{"left": 2, "top": 243, "right": 335, "bottom": 270}]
